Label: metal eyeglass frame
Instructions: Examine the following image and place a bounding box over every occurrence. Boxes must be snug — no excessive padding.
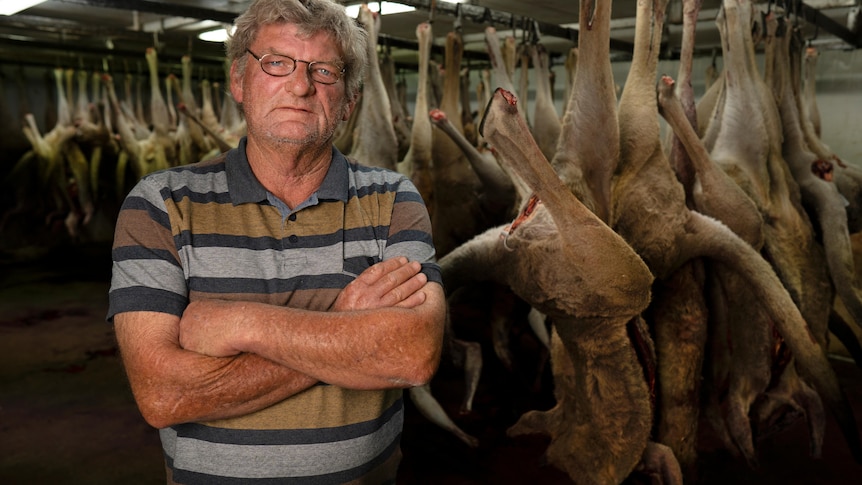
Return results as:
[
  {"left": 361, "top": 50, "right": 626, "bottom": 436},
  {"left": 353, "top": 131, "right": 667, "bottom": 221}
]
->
[{"left": 246, "top": 48, "right": 345, "bottom": 85}]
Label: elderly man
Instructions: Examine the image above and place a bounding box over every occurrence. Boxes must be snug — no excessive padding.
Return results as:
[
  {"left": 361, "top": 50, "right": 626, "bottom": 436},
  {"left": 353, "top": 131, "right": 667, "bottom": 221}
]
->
[{"left": 107, "top": 0, "right": 445, "bottom": 483}]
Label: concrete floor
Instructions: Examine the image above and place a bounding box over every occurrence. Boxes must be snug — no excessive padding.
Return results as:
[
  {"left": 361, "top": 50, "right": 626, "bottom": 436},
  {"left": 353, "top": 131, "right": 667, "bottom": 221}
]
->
[
  {"left": 2, "top": 242, "right": 862, "bottom": 484},
  {"left": 0, "top": 244, "right": 163, "bottom": 485}
]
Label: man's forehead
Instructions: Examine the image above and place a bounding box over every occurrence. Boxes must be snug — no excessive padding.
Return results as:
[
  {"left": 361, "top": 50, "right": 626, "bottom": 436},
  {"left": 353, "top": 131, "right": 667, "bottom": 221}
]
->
[{"left": 255, "top": 23, "right": 342, "bottom": 57}]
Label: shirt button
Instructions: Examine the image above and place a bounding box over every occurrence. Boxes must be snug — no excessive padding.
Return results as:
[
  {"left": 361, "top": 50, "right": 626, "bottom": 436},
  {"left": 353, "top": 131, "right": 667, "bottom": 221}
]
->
[
  {"left": 289, "top": 235, "right": 298, "bottom": 243},
  {"left": 288, "top": 213, "right": 297, "bottom": 222}
]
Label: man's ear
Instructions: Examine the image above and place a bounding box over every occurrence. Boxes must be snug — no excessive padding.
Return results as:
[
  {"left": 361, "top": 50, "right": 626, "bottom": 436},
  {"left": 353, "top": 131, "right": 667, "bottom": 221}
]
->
[{"left": 229, "top": 60, "right": 244, "bottom": 104}]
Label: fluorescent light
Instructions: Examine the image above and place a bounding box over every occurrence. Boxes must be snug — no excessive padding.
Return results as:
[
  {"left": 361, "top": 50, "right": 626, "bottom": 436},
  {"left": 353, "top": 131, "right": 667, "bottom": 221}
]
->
[
  {"left": 198, "top": 25, "right": 236, "bottom": 43},
  {"left": 345, "top": 2, "right": 416, "bottom": 18},
  {"left": 0, "top": 0, "right": 48, "bottom": 16}
]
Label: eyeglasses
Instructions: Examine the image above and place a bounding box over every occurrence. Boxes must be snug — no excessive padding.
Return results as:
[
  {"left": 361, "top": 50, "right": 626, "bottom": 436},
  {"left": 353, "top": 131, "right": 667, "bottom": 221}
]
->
[{"left": 246, "top": 48, "right": 345, "bottom": 85}]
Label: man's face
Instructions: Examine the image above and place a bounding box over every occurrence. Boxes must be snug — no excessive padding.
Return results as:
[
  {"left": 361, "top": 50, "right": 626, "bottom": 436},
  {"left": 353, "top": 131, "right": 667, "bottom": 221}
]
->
[{"left": 231, "top": 23, "right": 356, "bottom": 148}]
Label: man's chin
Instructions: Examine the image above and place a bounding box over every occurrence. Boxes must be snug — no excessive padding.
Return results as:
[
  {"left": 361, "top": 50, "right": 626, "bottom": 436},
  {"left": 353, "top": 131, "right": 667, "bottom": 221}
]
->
[{"left": 262, "top": 127, "right": 316, "bottom": 146}]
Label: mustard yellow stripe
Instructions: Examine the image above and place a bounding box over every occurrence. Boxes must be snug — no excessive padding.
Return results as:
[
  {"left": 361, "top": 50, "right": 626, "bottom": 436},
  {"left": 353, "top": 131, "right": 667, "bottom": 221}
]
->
[{"left": 202, "top": 387, "right": 403, "bottom": 430}]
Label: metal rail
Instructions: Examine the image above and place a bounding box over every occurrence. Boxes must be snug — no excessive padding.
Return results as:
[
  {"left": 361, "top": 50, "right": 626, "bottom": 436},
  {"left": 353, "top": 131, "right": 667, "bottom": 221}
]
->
[
  {"left": 786, "top": 0, "right": 862, "bottom": 48},
  {"left": 394, "top": 0, "right": 636, "bottom": 53}
]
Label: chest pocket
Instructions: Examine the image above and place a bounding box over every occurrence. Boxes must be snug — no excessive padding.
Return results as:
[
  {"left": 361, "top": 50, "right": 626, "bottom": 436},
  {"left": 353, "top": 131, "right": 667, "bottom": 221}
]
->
[
  {"left": 270, "top": 231, "right": 383, "bottom": 283},
  {"left": 340, "top": 231, "right": 384, "bottom": 278},
  {"left": 342, "top": 253, "right": 379, "bottom": 278},
  {"left": 278, "top": 254, "right": 310, "bottom": 279}
]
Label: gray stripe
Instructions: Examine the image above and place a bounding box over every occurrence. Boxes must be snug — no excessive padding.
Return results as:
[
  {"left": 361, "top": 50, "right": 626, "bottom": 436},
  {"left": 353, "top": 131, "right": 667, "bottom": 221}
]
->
[
  {"left": 160, "top": 427, "right": 177, "bottom": 458},
  {"left": 178, "top": 170, "right": 229, "bottom": 195},
  {"left": 342, "top": 239, "right": 385, "bottom": 263},
  {"left": 163, "top": 408, "right": 403, "bottom": 479},
  {"left": 183, "top": 245, "right": 342, "bottom": 280},
  {"left": 129, "top": 176, "right": 173, "bottom": 208},
  {"left": 143, "top": 166, "right": 230, "bottom": 196},
  {"left": 110, "top": 259, "right": 187, "bottom": 296},
  {"left": 350, "top": 165, "right": 406, "bottom": 189},
  {"left": 382, "top": 239, "right": 436, "bottom": 264},
  {"left": 182, "top": 238, "right": 389, "bottom": 281}
]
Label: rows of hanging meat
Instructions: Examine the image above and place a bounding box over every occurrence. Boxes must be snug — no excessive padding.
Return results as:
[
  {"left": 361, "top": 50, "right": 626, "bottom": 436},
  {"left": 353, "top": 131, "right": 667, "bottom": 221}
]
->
[
  {"left": 397, "top": 0, "right": 862, "bottom": 483},
  {"left": 3, "top": 0, "right": 862, "bottom": 483},
  {"left": 0, "top": 47, "right": 245, "bottom": 240}
]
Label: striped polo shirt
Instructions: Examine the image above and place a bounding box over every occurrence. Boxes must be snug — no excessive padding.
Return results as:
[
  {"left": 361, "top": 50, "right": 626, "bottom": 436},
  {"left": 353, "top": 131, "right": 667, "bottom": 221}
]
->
[{"left": 108, "top": 138, "right": 441, "bottom": 484}]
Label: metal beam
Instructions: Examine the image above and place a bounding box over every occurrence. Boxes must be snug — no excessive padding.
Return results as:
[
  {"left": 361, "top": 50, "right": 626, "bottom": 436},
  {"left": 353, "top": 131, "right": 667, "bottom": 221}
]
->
[
  {"left": 390, "top": 0, "right": 635, "bottom": 53},
  {"left": 54, "top": 0, "right": 240, "bottom": 24},
  {"left": 0, "top": 36, "right": 227, "bottom": 72},
  {"left": 789, "top": 0, "right": 862, "bottom": 48}
]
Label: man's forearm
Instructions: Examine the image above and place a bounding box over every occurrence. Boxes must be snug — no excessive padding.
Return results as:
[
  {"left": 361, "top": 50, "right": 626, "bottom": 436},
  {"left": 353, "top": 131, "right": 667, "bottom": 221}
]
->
[
  {"left": 144, "top": 351, "right": 318, "bottom": 428},
  {"left": 179, "top": 285, "right": 446, "bottom": 390},
  {"left": 114, "top": 311, "right": 317, "bottom": 429},
  {"left": 242, "top": 301, "right": 443, "bottom": 388}
]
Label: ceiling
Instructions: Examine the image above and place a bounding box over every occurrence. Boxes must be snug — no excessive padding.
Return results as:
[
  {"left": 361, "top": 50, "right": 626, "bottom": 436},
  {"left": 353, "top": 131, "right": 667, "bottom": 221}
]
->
[{"left": 0, "top": 0, "right": 859, "bottom": 78}]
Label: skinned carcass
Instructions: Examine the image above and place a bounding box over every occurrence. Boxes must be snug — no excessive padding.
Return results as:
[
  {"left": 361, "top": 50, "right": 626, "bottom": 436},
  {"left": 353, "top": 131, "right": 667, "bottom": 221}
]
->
[
  {"left": 476, "top": 1, "right": 672, "bottom": 482},
  {"left": 483, "top": 27, "right": 519, "bottom": 100},
  {"left": 400, "top": 21, "right": 435, "bottom": 214},
  {"left": 778, "top": 29, "right": 862, "bottom": 337},
  {"left": 396, "top": 24, "right": 482, "bottom": 448},
  {"left": 613, "top": 0, "right": 861, "bottom": 470},
  {"left": 764, "top": 18, "right": 862, "bottom": 444},
  {"left": 101, "top": 50, "right": 177, "bottom": 183},
  {"left": 802, "top": 45, "right": 822, "bottom": 138},
  {"left": 381, "top": 49, "right": 412, "bottom": 162},
  {"left": 429, "top": 29, "right": 488, "bottom": 258},
  {"left": 348, "top": 4, "right": 399, "bottom": 171},
  {"left": 429, "top": 108, "right": 517, "bottom": 224},
  {"left": 179, "top": 55, "right": 217, "bottom": 159},
  {"left": 459, "top": 66, "right": 478, "bottom": 148},
  {"left": 794, "top": 46, "right": 862, "bottom": 235},
  {"left": 444, "top": 86, "right": 659, "bottom": 484},
  {"left": 528, "top": 43, "right": 562, "bottom": 163},
  {"left": 430, "top": 105, "right": 525, "bottom": 391},
  {"left": 653, "top": 4, "right": 716, "bottom": 473},
  {"left": 21, "top": 68, "right": 78, "bottom": 237},
  {"left": 661, "top": 5, "right": 834, "bottom": 469}
]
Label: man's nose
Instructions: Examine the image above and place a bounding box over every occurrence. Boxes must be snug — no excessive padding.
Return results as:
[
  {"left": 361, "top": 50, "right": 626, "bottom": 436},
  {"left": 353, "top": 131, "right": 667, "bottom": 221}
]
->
[{"left": 285, "top": 62, "right": 316, "bottom": 95}]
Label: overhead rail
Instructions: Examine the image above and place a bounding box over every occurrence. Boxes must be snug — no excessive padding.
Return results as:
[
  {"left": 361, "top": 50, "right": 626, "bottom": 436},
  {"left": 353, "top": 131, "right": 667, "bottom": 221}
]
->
[
  {"left": 393, "top": 0, "right": 636, "bottom": 54},
  {"left": 786, "top": 0, "right": 862, "bottom": 48},
  {"left": 54, "top": 0, "right": 239, "bottom": 24}
]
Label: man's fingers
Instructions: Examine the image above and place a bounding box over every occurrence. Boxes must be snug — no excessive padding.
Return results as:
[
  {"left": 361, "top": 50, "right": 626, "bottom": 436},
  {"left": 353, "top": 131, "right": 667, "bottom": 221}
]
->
[
  {"left": 384, "top": 272, "right": 427, "bottom": 306},
  {"left": 393, "top": 286, "right": 428, "bottom": 309},
  {"left": 359, "top": 256, "right": 410, "bottom": 284},
  {"left": 357, "top": 258, "right": 422, "bottom": 294},
  {"left": 333, "top": 258, "right": 426, "bottom": 312},
  {"left": 381, "top": 260, "right": 422, "bottom": 289}
]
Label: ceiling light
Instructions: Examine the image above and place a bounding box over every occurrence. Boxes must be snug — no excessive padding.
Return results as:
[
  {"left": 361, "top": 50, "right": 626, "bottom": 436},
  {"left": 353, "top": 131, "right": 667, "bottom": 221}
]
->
[
  {"left": 199, "top": 29, "right": 228, "bottom": 43},
  {"left": 198, "top": 26, "right": 235, "bottom": 43},
  {"left": 0, "top": 0, "right": 48, "bottom": 16},
  {"left": 344, "top": 2, "right": 417, "bottom": 18}
]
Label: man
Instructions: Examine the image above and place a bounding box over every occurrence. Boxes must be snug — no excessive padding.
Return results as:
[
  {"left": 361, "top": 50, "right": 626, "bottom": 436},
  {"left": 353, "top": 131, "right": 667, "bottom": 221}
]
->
[{"left": 107, "top": 0, "right": 446, "bottom": 483}]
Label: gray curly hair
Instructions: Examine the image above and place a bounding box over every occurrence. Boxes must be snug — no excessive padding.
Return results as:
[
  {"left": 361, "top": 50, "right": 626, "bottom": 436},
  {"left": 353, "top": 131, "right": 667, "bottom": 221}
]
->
[{"left": 226, "top": 0, "right": 368, "bottom": 96}]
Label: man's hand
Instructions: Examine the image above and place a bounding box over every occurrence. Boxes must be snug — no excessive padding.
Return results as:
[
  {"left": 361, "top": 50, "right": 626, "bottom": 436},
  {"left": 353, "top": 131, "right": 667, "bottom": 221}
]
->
[{"left": 332, "top": 257, "right": 428, "bottom": 312}]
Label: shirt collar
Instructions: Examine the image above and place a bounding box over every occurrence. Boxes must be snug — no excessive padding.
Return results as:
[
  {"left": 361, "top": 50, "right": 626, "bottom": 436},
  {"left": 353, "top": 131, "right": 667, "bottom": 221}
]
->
[{"left": 226, "top": 137, "right": 349, "bottom": 205}]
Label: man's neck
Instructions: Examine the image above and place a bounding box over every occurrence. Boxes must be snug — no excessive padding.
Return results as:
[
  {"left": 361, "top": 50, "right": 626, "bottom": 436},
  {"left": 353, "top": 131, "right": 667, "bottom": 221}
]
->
[{"left": 245, "top": 138, "right": 332, "bottom": 209}]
